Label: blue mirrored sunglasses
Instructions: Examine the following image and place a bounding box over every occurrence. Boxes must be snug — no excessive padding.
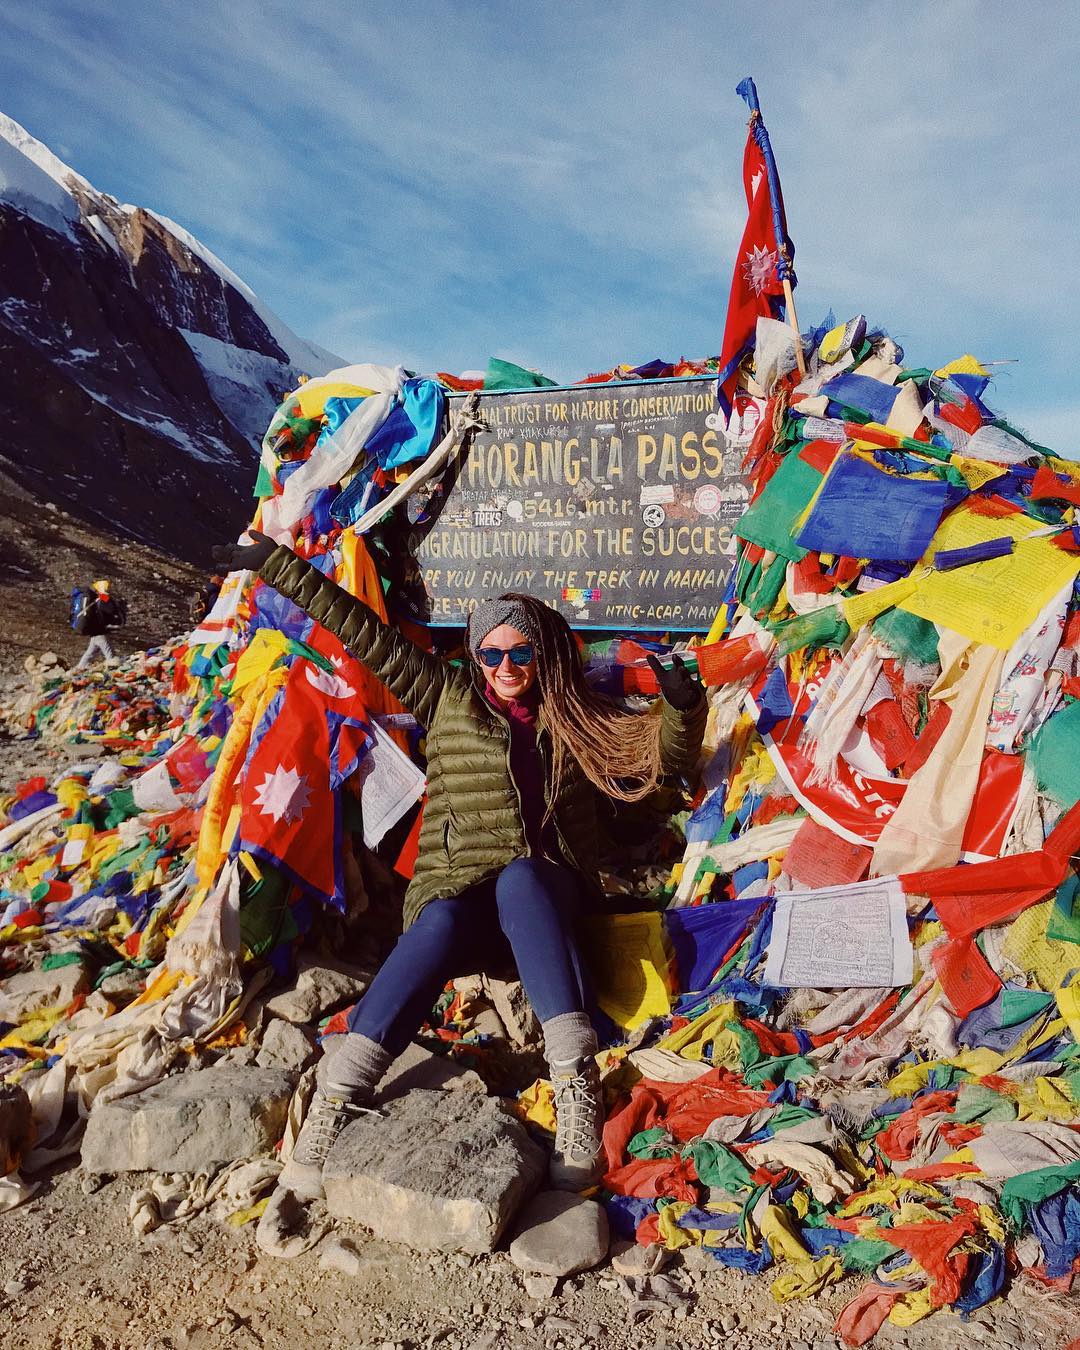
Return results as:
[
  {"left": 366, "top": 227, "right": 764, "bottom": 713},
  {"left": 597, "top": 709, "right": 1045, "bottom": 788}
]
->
[{"left": 477, "top": 643, "right": 534, "bottom": 668}]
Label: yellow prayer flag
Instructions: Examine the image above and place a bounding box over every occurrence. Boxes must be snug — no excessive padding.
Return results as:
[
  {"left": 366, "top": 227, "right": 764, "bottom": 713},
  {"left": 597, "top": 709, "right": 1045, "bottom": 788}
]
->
[
  {"left": 934, "top": 354, "right": 989, "bottom": 379},
  {"left": 950, "top": 455, "right": 1004, "bottom": 492},
  {"left": 842, "top": 575, "right": 920, "bottom": 632},
  {"left": 231, "top": 629, "right": 290, "bottom": 693},
  {"left": 293, "top": 381, "right": 375, "bottom": 419},
  {"left": 580, "top": 912, "right": 671, "bottom": 1031},
  {"left": 900, "top": 505, "right": 1080, "bottom": 649}
]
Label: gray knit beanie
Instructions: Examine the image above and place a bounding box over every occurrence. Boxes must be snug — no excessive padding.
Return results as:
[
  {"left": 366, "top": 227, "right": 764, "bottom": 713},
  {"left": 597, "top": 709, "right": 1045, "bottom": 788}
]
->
[{"left": 466, "top": 596, "right": 541, "bottom": 657}]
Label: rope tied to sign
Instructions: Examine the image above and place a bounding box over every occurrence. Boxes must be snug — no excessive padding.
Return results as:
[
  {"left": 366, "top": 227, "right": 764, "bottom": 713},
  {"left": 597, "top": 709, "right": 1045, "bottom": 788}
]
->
[{"left": 350, "top": 391, "right": 484, "bottom": 536}]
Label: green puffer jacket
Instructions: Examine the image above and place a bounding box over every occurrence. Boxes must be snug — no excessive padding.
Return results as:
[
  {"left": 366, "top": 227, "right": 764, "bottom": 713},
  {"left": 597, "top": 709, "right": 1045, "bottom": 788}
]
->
[{"left": 260, "top": 546, "right": 708, "bottom": 929}]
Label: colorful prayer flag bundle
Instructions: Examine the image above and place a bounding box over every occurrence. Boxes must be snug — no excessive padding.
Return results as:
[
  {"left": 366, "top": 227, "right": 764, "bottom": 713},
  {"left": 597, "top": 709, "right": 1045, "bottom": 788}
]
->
[
  {"left": 548, "top": 316, "right": 1080, "bottom": 1337},
  {"left": 2, "top": 320, "right": 1079, "bottom": 1335}
]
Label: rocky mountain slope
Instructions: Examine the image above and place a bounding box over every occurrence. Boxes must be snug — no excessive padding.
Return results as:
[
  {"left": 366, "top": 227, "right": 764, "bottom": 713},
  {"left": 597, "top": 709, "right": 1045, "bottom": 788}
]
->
[{"left": 0, "top": 112, "right": 340, "bottom": 563}]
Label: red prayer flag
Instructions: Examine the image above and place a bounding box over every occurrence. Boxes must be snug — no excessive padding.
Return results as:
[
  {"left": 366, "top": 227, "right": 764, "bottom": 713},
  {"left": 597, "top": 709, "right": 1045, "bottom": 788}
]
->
[
  {"left": 238, "top": 660, "right": 372, "bottom": 907},
  {"left": 716, "top": 129, "right": 788, "bottom": 415},
  {"left": 931, "top": 936, "right": 1003, "bottom": 1017}
]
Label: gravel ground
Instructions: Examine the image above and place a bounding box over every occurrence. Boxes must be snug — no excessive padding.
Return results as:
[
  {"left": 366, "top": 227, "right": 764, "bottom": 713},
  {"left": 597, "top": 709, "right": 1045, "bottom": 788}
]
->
[{"left": 0, "top": 1146, "right": 1073, "bottom": 1350}]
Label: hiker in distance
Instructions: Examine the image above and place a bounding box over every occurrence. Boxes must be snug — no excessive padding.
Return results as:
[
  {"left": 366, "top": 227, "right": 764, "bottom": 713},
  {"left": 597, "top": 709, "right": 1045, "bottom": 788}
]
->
[
  {"left": 72, "top": 579, "right": 126, "bottom": 669},
  {"left": 215, "top": 530, "right": 707, "bottom": 1199}
]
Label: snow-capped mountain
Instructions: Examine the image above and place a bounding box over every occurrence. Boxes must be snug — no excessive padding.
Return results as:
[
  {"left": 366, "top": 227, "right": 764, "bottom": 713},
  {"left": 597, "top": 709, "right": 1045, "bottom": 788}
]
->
[{"left": 0, "top": 112, "right": 341, "bottom": 562}]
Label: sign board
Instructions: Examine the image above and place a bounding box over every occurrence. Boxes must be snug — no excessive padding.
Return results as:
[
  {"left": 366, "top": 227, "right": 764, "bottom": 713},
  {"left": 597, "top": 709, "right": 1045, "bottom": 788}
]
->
[{"left": 406, "top": 376, "right": 760, "bottom": 630}]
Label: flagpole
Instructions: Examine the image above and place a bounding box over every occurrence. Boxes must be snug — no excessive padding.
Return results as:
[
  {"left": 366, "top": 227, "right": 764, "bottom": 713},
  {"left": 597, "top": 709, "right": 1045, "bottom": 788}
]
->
[
  {"left": 781, "top": 277, "right": 805, "bottom": 376},
  {"left": 736, "top": 78, "right": 806, "bottom": 376}
]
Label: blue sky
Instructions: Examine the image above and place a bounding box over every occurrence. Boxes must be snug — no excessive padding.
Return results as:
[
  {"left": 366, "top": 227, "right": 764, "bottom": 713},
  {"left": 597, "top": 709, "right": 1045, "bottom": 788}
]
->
[{"left": 3, "top": 1, "right": 1079, "bottom": 451}]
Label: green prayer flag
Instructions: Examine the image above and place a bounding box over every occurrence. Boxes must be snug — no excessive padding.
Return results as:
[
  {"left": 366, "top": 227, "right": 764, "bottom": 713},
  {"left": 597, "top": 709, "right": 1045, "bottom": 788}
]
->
[
  {"left": 41, "top": 951, "right": 85, "bottom": 972},
  {"left": 839, "top": 1237, "right": 898, "bottom": 1272},
  {"left": 773, "top": 606, "right": 850, "bottom": 656},
  {"left": 744, "top": 1053, "right": 816, "bottom": 1088},
  {"left": 1030, "top": 701, "right": 1080, "bottom": 809},
  {"left": 1047, "top": 873, "right": 1080, "bottom": 945},
  {"left": 735, "top": 448, "right": 821, "bottom": 561},
  {"left": 628, "top": 1128, "right": 676, "bottom": 1160},
  {"left": 686, "top": 1139, "right": 753, "bottom": 1194},
  {"left": 875, "top": 607, "right": 940, "bottom": 667},
  {"left": 953, "top": 1082, "right": 1017, "bottom": 1124},
  {"left": 1000, "top": 1158, "right": 1080, "bottom": 1230},
  {"left": 483, "top": 357, "right": 558, "bottom": 391},
  {"left": 1000, "top": 988, "right": 1055, "bottom": 1028}
]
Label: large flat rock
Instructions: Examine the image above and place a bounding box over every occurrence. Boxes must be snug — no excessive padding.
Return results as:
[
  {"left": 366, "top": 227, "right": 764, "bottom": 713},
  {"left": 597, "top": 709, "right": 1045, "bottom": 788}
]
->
[
  {"left": 323, "top": 1088, "right": 544, "bottom": 1254},
  {"left": 81, "top": 1066, "right": 296, "bottom": 1174}
]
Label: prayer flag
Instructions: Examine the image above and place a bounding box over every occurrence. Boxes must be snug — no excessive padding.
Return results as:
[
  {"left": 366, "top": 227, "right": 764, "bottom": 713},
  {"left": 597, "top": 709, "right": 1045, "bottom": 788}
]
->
[
  {"left": 717, "top": 81, "right": 794, "bottom": 416},
  {"left": 237, "top": 659, "right": 371, "bottom": 907}
]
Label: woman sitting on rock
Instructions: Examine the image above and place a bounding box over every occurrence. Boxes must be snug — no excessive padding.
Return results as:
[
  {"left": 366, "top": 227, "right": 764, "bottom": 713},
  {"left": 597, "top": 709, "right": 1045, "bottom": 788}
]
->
[{"left": 218, "top": 531, "right": 706, "bottom": 1199}]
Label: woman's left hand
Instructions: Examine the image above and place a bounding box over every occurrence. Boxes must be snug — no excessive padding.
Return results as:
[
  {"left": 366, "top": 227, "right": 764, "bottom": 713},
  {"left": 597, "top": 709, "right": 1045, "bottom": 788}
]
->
[
  {"left": 646, "top": 653, "right": 704, "bottom": 710},
  {"left": 211, "top": 529, "right": 280, "bottom": 575}
]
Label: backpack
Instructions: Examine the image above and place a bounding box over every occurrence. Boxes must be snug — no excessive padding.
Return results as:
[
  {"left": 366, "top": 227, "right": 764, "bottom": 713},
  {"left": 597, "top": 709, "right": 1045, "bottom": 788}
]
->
[
  {"left": 70, "top": 586, "right": 94, "bottom": 635},
  {"left": 105, "top": 593, "right": 127, "bottom": 628}
]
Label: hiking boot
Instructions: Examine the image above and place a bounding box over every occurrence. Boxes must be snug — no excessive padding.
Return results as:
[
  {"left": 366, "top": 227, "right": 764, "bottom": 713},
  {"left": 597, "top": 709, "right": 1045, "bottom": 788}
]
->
[
  {"left": 548, "top": 1057, "right": 605, "bottom": 1191},
  {"left": 277, "top": 1084, "right": 379, "bottom": 1201}
]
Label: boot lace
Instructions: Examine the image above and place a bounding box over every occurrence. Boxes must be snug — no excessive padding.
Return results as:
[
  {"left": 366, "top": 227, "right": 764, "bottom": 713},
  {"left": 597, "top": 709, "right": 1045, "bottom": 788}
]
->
[
  {"left": 553, "top": 1069, "right": 602, "bottom": 1160},
  {"left": 292, "top": 1091, "right": 381, "bottom": 1168}
]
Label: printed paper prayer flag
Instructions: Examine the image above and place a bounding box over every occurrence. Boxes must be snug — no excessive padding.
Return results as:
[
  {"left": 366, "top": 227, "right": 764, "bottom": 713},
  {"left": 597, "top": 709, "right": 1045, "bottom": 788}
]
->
[{"left": 764, "top": 877, "right": 913, "bottom": 988}]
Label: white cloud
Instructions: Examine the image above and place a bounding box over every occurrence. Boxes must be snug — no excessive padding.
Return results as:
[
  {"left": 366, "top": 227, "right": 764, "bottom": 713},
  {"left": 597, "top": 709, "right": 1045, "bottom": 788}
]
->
[{"left": 2, "top": 0, "right": 1078, "bottom": 414}]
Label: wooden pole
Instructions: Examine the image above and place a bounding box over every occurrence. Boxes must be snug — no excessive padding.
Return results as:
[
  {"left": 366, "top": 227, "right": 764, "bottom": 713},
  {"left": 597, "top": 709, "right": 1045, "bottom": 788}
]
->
[{"left": 782, "top": 275, "right": 806, "bottom": 377}]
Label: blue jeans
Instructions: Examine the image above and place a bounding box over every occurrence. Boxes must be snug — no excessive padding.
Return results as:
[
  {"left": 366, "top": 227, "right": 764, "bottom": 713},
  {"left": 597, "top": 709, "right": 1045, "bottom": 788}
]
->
[{"left": 346, "top": 857, "right": 590, "bottom": 1056}]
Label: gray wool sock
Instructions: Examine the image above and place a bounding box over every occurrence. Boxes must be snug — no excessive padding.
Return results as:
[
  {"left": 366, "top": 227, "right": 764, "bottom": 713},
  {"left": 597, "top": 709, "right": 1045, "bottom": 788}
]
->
[
  {"left": 542, "top": 1012, "right": 598, "bottom": 1068},
  {"left": 318, "top": 1032, "right": 392, "bottom": 1097}
]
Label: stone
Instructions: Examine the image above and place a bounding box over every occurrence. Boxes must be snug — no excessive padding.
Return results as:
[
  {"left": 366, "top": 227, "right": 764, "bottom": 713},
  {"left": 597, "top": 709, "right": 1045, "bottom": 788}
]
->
[
  {"left": 265, "top": 954, "right": 372, "bottom": 1025},
  {"left": 323, "top": 1088, "right": 543, "bottom": 1254},
  {"left": 256, "top": 1018, "right": 316, "bottom": 1072},
  {"left": 508, "top": 1192, "right": 609, "bottom": 1277},
  {"left": 80, "top": 1066, "right": 296, "bottom": 1173},
  {"left": 378, "top": 1038, "right": 487, "bottom": 1101},
  {"left": 318, "top": 1236, "right": 364, "bottom": 1277},
  {"left": 98, "top": 968, "right": 147, "bottom": 1003},
  {"left": 482, "top": 977, "right": 541, "bottom": 1046},
  {"left": 612, "top": 1240, "right": 667, "bottom": 1277},
  {"left": 0, "top": 962, "right": 88, "bottom": 1023},
  {"left": 523, "top": 1273, "right": 558, "bottom": 1300},
  {"left": 0, "top": 1082, "right": 33, "bottom": 1174}
]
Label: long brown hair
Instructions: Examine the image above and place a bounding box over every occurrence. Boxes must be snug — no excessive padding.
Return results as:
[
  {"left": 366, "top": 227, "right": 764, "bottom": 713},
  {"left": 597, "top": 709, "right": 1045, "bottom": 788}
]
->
[{"left": 491, "top": 593, "right": 664, "bottom": 803}]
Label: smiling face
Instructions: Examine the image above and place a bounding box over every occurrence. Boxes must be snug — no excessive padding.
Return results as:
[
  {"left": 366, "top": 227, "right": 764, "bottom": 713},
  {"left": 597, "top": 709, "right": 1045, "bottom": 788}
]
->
[{"left": 475, "top": 623, "right": 537, "bottom": 701}]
